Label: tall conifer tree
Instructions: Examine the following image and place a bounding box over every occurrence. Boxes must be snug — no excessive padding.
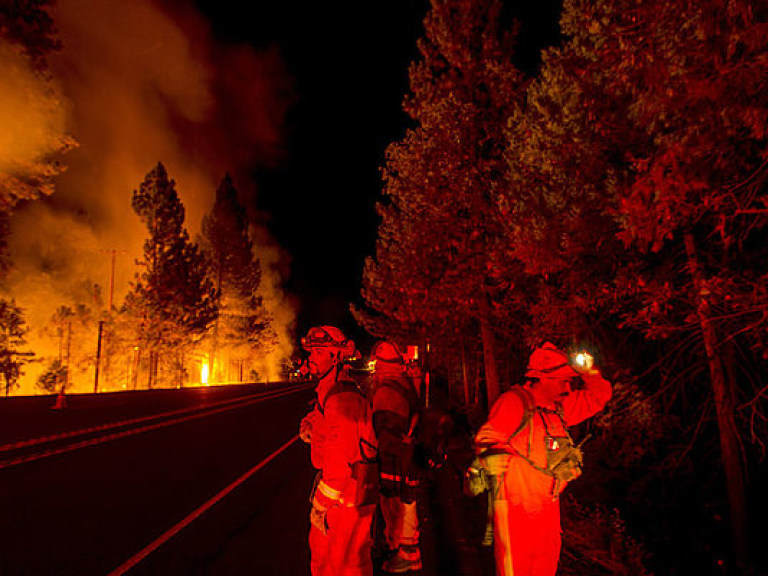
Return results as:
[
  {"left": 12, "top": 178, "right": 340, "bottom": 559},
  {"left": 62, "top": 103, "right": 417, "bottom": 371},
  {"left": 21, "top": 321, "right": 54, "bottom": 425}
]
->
[
  {"left": 200, "top": 174, "right": 274, "bottom": 382},
  {"left": 357, "top": 0, "right": 525, "bottom": 405},
  {"left": 126, "top": 163, "right": 216, "bottom": 387},
  {"left": 0, "top": 298, "right": 30, "bottom": 396}
]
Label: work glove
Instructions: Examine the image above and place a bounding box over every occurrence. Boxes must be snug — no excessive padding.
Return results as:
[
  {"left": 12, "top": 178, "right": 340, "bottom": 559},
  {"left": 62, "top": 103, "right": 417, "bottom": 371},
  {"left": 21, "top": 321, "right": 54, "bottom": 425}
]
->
[
  {"left": 309, "top": 503, "right": 328, "bottom": 535},
  {"left": 299, "top": 411, "right": 316, "bottom": 443}
]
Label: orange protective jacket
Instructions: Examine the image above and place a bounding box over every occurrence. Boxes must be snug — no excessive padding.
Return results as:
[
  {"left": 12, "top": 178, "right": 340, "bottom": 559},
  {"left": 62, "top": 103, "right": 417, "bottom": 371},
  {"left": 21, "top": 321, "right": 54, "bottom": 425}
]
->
[
  {"left": 475, "top": 371, "right": 612, "bottom": 576},
  {"left": 306, "top": 376, "right": 377, "bottom": 509},
  {"left": 476, "top": 371, "right": 612, "bottom": 505}
]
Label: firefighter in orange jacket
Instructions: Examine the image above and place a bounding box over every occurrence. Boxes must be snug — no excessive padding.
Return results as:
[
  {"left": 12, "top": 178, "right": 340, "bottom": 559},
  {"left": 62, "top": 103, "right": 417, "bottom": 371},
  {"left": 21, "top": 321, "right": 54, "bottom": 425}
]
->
[
  {"left": 370, "top": 340, "right": 422, "bottom": 574},
  {"left": 474, "top": 342, "right": 612, "bottom": 576},
  {"left": 299, "top": 326, "right": 378, "bottom": 576}
]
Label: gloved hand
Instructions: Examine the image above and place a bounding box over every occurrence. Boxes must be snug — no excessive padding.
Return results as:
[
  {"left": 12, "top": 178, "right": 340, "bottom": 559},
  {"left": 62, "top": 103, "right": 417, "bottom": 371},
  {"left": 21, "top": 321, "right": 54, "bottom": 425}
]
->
[
  {"left": 309, "top": 503, "right": 328, "bottom": 535},
  {"left": 299, "top": 411, "right": 316, "bottom": 443}
]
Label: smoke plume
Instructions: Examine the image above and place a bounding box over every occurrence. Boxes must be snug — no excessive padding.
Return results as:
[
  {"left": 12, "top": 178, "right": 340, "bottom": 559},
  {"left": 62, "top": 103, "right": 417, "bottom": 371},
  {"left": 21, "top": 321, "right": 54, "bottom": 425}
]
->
[{"left": 2, "top": 0, "right": 296, "bottom": 394}]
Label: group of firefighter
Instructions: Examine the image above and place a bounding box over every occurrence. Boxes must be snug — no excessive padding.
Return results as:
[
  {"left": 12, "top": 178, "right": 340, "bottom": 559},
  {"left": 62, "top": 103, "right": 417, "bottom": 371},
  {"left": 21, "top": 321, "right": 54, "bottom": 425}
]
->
[{"left": 297, "top": 325, "right": 612, "bottom": 576}]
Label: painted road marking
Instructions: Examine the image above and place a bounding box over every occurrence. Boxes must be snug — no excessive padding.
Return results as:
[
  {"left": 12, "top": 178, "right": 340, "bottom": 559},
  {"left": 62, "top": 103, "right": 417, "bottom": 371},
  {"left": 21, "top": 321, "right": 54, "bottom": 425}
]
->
[
  {"left": 0, "top": 385, "right": 309, "bottom": 470},
  {"left": 0, "top": 383, "right": 309, "bottom": 454},
  {"left": 106, "top": 434, "right": 300, "bottom": 576}
]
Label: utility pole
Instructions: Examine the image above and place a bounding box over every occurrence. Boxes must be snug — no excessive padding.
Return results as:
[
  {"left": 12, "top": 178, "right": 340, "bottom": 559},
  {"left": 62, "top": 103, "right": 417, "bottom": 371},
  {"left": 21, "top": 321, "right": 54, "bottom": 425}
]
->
[
  {"left": 94, "top": 320, "right": 104, "bottom": 393},
  {"left": 100, "top": 249, "right": 126, "bottom": 310},
  {"left": 96, "top": 249, "right": 125, "bottom": 393},
  {"left": 64, "top": 320, "right": 72, "bottom": 392}
]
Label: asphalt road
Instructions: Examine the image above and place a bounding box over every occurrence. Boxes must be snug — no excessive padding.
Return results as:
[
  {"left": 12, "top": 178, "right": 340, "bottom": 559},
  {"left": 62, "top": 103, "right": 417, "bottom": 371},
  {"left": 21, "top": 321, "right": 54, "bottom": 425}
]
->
[{"left": 0, "top": 383, "right": 316, "bottom": 575}]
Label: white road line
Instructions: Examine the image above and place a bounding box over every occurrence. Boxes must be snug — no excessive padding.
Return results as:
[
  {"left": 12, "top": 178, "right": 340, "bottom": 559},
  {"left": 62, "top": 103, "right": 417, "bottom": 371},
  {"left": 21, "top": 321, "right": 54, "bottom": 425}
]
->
[
  {"left": 106, "top": 434, "right": 300, "bottom": 576},
  {"left": 0, "top": 386, "right": 308, "bottom": 470},
  {"left": 0, "top": 383, "right": 310, "bottom": 454},
  {"left": 0, "top": 392, "right": 258, "bottom": 453}
]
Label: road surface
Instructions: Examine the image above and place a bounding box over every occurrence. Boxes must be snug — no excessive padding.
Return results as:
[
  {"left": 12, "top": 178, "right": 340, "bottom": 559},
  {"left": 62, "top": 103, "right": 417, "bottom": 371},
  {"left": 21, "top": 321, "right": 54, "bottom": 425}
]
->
[{"left": 0, "top": 383, "right": 316, "bottom": 575}]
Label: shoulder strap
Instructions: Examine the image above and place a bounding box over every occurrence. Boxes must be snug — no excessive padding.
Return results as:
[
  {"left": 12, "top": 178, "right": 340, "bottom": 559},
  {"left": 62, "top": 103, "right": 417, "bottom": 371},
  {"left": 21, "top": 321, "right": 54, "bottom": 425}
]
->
[
  {"left": 378, "top": 374, "right": 422, "bottom": 439},
  {"left": 377, "top": 374, "right": 419, "bottom": 418},
  {"left": 319, "top": 379, "right": 365, "bottom": 415},
  {"left": 506, "top": 386, "right": 534, "bottom": 440}
]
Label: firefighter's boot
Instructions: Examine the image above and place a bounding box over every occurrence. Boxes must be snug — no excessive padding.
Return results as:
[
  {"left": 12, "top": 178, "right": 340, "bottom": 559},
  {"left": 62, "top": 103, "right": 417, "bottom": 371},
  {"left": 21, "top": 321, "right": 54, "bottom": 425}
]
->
[{"left": 382, "top": 544, "right": 422, "bottom": 574}]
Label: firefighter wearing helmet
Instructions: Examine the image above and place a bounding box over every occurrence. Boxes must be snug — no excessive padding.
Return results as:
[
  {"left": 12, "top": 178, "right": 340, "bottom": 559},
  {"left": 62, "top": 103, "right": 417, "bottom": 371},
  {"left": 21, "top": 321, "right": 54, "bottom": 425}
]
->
[
  {"left": 299, "top": 326, "right": 378, "bottom": 576},
  {"left": 474, "top": 341, "right": 612, "bottom": 576},
  {"left": 370, "top": 340, "right": 423, "bottom": 573}
]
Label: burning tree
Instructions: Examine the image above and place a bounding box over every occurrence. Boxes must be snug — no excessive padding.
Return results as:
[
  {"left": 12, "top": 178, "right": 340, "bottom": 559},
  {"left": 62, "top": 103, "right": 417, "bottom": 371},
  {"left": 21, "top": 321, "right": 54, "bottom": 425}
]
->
[
  {"left": 125, "top": 163, "right": 217, "bottom": 388},
  {"left": 200, "top": 173, "right": 275, "bottom": 383},
  {"left": 0, "top": 298, "right": 32, "bottom": 397},
  {"left": 0, "top": 0, "right": 61, "bottom": 68},
  {"left": 0, "top": 0, "right": 76, "bottom": 268},
  {"left": 36, "top": 303, "right": 98, "bottom": 393}
]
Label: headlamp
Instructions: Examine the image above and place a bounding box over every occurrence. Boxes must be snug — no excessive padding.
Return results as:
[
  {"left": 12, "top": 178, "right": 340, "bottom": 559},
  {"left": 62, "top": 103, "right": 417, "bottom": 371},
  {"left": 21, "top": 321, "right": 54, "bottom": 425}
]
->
[
  {"left": 301, "top": 327, "right": 341, "bottom": 349},
  {"left": 570, "top": 350, "right": 594, "bottom": 371}
]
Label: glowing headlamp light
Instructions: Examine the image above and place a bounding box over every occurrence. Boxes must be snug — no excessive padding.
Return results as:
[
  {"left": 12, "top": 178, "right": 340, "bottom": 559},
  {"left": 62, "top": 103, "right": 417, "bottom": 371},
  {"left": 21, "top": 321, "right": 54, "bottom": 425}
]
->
[{"left": 570, "top": 350, "right": 594, "bottom": 371}]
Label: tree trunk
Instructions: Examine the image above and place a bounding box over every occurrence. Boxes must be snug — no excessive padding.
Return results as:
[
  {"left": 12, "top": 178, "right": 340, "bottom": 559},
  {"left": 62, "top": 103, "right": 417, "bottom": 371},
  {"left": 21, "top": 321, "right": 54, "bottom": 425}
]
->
[
  {"left": 479, "top": 292, "right": 501, "bottom": 410},
  {"left": 147, "top": 350, "right": 153, "bottom": 389},
  {"left": 131, "top": 347, "right": 141, "bottom": 390},
  {"left": 684, "top": 231, "right": 749, "bottom": 568},
  {"left": 460, "top": 326, "right": 470, "bottom": 405},
  {"left": 64, "top": 321, "right": 72, "bottom": 393},
  {"left": 209, "top": 260, "right": 223, "bottom": 384},
  {"left": 94, "top": 320, "right": 103, "bottom": 393}
]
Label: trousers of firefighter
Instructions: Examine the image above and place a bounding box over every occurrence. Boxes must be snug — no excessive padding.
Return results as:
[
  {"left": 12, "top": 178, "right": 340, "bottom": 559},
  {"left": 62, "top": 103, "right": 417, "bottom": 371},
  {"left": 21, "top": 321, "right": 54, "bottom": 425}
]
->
[{"left": 378, "top": 424, "right": 420, "bottom": 537}]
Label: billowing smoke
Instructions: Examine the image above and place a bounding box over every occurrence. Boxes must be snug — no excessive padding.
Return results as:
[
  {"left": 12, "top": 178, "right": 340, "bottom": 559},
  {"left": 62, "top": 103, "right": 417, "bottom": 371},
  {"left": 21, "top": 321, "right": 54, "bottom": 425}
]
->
[
  {"left": 2, "top": 0, "right": 296, "bottom": 394},
  {"left": 0, "top": 40, "right": 74, "bottom": 204}
]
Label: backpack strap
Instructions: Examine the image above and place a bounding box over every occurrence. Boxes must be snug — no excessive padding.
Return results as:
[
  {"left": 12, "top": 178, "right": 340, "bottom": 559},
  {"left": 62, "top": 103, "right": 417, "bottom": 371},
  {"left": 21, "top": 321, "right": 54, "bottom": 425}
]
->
[
  {"left": 506, "top": 386, "right": 534, "bottom": 441},
  {"left": 318, "top": 378, "right": 377, "bottom": 466},
  {"left": 503, "top": 391, "right": 581, "bottom": 492},
  {"left": 375, "top": 374, "right": 420, "bottom": 437},
  {"left": 318, "top": 379, "right": 366, "bottom": 415}
]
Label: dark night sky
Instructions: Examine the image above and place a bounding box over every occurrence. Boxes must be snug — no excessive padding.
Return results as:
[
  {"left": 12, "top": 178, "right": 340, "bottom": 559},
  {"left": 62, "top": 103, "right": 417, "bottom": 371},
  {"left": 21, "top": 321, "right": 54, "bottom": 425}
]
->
[{"left": 194, "top": 1, "right": 562, "bottom": 347}]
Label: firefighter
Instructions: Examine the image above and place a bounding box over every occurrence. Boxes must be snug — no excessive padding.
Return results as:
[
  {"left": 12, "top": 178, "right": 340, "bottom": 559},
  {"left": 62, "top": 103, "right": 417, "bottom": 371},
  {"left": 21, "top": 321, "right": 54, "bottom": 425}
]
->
[
  {"left": 474, "top": 341, "right": 612, "bottom": 576},
  {"left": 299, "top": 326, "right": 378, "bottom": 576},
  {"left": 370, "top": 340, "right": 423, "bottom": 574}
]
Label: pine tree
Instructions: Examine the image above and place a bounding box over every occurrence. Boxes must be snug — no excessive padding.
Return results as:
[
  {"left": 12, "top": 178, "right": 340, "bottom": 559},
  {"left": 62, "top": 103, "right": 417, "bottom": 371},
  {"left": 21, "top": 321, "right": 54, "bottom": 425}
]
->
[
  {"left": 200, "top": 174, "right": 274, "bottom": 383},
  {"left": 0, "top": 298, "right": 32, "bottom": 397},
  {"left": 126, "top": 163, "right": 217, "bottom": 388},
  {"left": 357, "top": 0, "right": 526, "bottom": 405},
  {"left": 41, "top": 302, "right": 98, "bottom": 393}
]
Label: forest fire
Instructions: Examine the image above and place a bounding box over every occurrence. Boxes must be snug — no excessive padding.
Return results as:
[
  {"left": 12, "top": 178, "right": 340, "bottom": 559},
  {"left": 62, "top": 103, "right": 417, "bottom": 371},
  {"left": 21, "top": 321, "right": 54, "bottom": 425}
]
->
[{"left": 0, "top": 0, "right": 296, "bottom": 395}]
